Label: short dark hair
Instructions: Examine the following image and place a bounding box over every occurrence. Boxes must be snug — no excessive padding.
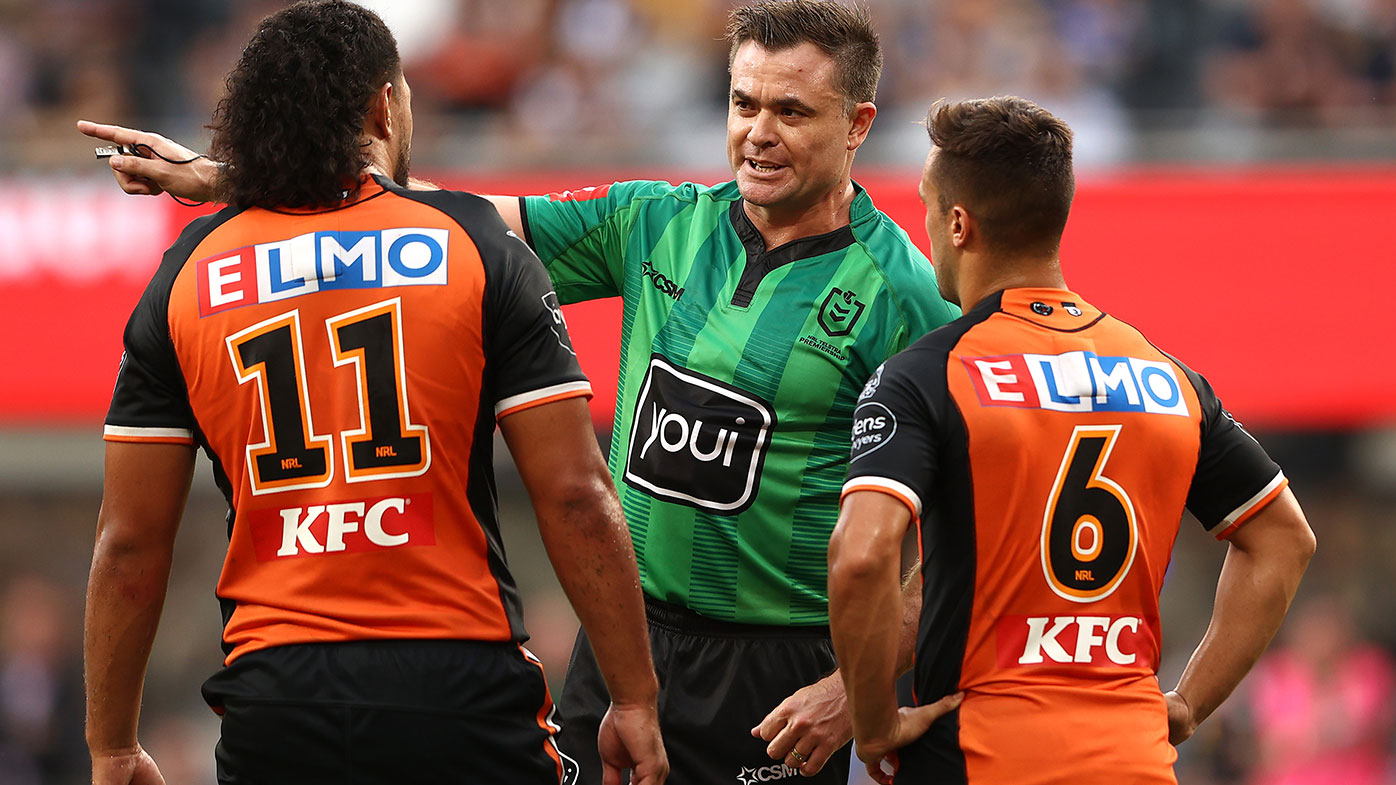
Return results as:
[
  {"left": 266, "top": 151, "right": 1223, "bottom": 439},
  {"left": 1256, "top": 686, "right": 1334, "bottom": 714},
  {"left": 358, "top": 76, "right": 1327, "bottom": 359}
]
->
[
  {"left": 927, "top": 96, "right": 1075, "bottom": 256},
  {"left": 726, "top": 0, "right": 881, "bottom": 109},
  {"left": 209, "top": 0, "right": 401, "bottom": 209}
]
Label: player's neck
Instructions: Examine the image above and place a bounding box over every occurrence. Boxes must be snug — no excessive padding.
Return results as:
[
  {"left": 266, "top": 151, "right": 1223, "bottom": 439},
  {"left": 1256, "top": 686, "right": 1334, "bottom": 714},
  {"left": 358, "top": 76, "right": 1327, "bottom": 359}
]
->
[
  {"left": 362, "top": 137, "right": 396, "bottom": 183},
  {"left": 958, "top": 256, "right": 1067, "bottom": 312},
  {"left": 743, "top": 181, "right": 856, "bottom": 250}
]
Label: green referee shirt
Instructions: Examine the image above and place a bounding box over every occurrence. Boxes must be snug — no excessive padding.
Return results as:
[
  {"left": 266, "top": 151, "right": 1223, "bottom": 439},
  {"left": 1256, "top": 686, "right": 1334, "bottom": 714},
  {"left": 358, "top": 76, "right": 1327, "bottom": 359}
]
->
[{"left": 521, "top": 180, "right": 958, "bottom": 625}]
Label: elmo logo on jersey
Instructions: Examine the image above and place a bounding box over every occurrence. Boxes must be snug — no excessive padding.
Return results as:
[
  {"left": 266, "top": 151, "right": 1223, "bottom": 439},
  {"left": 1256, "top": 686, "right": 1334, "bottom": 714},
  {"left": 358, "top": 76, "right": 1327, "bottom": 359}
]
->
[
  {"left": 995, "top": 614, "right": 1157, "bottom": 669},
  {"left": 624, "top": 355, "right": 775, "bottom": 514},
  {"left": 963, "top": 351, "right": 1189, "bottom": 417},
  {"left": 197, "top": 228, "right": 449, "bottom": 316},
  {"left": 247, "top": 493, "right": 435, "bottom": 561}
]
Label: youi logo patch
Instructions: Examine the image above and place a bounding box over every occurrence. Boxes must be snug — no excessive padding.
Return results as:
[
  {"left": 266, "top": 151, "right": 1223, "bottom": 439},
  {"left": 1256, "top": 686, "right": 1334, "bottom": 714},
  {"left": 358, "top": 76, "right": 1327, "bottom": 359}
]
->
[
  {"left": 197, "top": 228, "right": 449, "bottom": 315},
  {"left": 624, "top": 356, "right": 775, "bottom": 514}
]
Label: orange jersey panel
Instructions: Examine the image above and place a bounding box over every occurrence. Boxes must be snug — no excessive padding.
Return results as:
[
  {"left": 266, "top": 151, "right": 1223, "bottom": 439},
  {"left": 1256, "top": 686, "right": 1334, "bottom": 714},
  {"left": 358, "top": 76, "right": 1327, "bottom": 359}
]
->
[
  {"left": 844, "top": 288, "right": 1286, "bottom": 783},
  {"left": 105, "top": 178, "right": 591, "bottom": 663}
]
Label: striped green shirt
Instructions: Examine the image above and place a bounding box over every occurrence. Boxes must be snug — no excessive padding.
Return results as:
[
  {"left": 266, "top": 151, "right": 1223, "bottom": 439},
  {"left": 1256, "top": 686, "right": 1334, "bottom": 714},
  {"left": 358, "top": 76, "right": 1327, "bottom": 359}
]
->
[{"left": 521, "top": 180, "right": 958, "bottom": 625}]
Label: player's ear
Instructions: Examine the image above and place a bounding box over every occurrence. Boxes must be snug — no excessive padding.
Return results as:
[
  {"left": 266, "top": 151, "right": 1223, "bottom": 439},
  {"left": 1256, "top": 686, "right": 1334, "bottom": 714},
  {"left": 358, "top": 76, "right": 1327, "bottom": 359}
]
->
[
  {"left": 368, "top": 81, "right": 394, "bottom": 141},
  {"left": 950, "top": 205, "right": 972, "bottom": 249},
  {"left": 847, "top": 101, "right": 877, "bottom": 151}
]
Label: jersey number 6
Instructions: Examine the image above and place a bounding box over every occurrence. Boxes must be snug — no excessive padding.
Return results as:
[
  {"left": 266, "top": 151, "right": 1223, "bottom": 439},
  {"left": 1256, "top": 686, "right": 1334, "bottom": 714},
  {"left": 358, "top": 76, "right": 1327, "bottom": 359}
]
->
[
  {"left": 226, "top": 298, "right": 431, "bottom": 495},
  {"left": 1040, "top": 425, "right": 1138, "bottom": 602}
]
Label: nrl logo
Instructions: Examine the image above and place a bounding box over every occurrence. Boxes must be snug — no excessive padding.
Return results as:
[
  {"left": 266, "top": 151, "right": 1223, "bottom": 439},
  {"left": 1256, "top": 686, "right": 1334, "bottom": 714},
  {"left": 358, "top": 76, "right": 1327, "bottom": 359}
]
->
[{"left": 818, "top": 287, "right": 865, "bottom": 337}]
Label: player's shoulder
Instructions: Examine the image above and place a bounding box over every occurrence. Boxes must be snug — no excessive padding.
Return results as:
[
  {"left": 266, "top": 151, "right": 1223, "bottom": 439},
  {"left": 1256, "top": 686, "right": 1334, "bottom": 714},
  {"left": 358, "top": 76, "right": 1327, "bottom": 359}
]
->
[
  {"left": 1096, "top": 309, "right": 1212, "bottom": 396},
  {"left": 382, "top": 179, "right": 509, "bottom": 230}
]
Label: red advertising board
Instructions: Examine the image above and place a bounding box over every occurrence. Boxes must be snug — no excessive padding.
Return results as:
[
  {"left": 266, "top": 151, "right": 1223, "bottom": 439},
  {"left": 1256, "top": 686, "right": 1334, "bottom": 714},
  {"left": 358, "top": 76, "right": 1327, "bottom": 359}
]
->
[{"left": 2, "top": 170, "right": 1392, "bottom": 429}]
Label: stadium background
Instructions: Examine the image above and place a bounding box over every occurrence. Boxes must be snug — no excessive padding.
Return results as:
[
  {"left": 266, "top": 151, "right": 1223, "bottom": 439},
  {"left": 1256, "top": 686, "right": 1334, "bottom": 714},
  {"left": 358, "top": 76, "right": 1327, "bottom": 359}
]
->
[{"left": 1, "top": 0, "right": 1394, "bottom": 782}]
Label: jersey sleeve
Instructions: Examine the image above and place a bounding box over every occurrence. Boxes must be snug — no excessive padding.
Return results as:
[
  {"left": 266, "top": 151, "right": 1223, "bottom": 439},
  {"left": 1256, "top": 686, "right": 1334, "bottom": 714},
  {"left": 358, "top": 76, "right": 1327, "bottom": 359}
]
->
[
  {"left": 518, "top": 180, "right": 675, "bottom": 304},
  {"left": 476, "top": 212, "right": 593, "bottom": 420},
  {"left": 104, "top": 257, "right": 196, "bottom": 445},
  {"left": 840, "top": 358, "right": 940, "bottom": 518},
  {"left": 1182, "top": 368, "right": 1288, "bottom": 540}
]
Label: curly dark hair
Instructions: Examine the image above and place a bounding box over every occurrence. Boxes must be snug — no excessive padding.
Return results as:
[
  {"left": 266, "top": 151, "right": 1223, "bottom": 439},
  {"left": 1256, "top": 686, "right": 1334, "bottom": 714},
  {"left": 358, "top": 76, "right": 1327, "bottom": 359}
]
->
[{"left": 209, "top": 0, "right": 401, "bottom": 209}]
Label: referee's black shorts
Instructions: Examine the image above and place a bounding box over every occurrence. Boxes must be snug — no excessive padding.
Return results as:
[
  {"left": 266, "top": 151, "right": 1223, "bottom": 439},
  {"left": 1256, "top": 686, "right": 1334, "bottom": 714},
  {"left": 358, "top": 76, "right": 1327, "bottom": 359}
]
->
[
  {"left": 202, "top": 639, "right": 565, "bottom": 785},
  {"left": 555, "top": 596, "right": 851, "bottom": 785}
]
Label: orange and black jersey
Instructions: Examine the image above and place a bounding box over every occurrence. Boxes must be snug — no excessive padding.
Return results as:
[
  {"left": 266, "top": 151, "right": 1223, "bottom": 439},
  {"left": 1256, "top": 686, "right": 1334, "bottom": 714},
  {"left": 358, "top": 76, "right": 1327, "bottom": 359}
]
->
[
  {"left": 842, "top": 288, "right": 1287, "bottom": 785},
  {"left": 105, "top": 175, "right": 591, "bottom": 665}
]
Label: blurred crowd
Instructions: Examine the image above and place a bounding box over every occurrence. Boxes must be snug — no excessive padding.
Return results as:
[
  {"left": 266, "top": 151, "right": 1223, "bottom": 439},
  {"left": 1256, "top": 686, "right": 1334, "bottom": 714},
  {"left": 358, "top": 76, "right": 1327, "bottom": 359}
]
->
[{"left": 2, "top": 0, "right": 1395, "bottom": 173}]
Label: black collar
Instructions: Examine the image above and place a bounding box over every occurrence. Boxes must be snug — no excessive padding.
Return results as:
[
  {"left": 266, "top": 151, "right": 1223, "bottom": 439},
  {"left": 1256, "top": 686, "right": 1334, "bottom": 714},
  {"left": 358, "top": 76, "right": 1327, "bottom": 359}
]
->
[{"left": 728, "top": 200, "right": 856, "bottom": 308}]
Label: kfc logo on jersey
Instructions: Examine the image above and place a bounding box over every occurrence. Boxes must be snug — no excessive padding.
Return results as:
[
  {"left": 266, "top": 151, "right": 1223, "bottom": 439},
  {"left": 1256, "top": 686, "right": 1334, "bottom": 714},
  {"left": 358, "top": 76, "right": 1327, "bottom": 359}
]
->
[
  {"left": 624, "top": 356, "right": 775, "bottom": 514},
  {"left": 198, "top": 228, "right": 449, "bottom": 315},
  {"left": 247, "top": 493, "right": 435, "bottom": 561},
  {"left": 963, "top": 351, "right": 1189, "bottom": 417},
  {"left": 849, "top": 401, "right": 896, "bottom": 461},
  {"left": 995, "top": 614, "right": 1158, "bottom": 670}
]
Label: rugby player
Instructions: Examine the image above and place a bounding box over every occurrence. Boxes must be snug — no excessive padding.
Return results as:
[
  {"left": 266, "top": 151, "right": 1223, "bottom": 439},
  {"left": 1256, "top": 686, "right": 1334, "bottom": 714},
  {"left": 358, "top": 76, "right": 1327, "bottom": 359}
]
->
[
  {"left": 84, "top": 3, "right": 665, "bottom": 784},
  {"left": 830, "top": 95, "right": 1316, "bottom": 784},
  {"left": 80, "top": 2, "right": 960, "bottom": 782}
]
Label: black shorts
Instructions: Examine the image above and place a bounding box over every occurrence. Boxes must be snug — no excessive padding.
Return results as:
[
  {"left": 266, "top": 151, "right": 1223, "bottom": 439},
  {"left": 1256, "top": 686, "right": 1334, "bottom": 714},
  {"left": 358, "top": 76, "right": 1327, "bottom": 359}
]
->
[
  {"left": 555, "top": 597, "right": 851, "bottom": 785},
  {"left": 202, "top": 639, "right": 565, "bottom": 785}
]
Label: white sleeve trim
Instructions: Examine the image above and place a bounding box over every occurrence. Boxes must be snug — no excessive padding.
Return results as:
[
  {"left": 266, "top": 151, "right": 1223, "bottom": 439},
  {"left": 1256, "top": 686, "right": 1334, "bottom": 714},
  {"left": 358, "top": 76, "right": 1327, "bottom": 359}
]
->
[
  {"left": 842, "top": 476, "right": 923, "bottom": 517},
  {"left": 494, "top": 380, "right": 593, "bottom": 416},
  {"left": 1213, "top": 470, "right": 1287, "bottom": 530},
  {"left": 103, "top": 425, "right": 194, "bottom": 440}
]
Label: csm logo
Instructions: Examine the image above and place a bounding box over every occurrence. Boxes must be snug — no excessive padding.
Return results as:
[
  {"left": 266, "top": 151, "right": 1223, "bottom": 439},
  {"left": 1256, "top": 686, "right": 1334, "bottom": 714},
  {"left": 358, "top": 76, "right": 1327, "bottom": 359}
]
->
[
  {"left": 964, "top": 351, "right": 1189, "bottom": 417},
  {"left": 197, "top": 228, "right": 449, "bottom": 316},
  {"left": 640, "top": 260, "right": 684, "bottom": 301},
  {"left": 247, "top": 493, "right": 435, "bottom": 561},
  {"left": 737, "top": 765, "right": 800, "bottom": 784},
  {"left": 849, "top": 401, "right": 896, "bottom": 461},
  {"left": 624, "top": 356, "right": 775, "bottom": 514},
  {"left": 995, "top": 614, "right": 1155, "bottom": 669}
]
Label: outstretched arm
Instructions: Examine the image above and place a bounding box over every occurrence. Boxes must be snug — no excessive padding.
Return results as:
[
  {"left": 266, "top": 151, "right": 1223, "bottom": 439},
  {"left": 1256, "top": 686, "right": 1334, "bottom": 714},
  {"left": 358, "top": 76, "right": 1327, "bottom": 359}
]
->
[
  {"left": 1166, "top": 487, "right": 1314, "bottom": 744},
  {"left": 500, "top": 397, "right": 667, "bottom": 785},
  {"left": 86, "top": 442, "right": 196, "bottom": 785},
  {"left": 77, "top": 121, "right": 220, "bottom": 202}
]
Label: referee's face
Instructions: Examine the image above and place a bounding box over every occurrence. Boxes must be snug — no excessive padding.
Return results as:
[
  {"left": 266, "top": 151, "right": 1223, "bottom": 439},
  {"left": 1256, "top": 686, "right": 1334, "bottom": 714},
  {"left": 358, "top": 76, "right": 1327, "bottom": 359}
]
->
[{"left": 727, "top": 41, "right": 870, "bottom": 218}]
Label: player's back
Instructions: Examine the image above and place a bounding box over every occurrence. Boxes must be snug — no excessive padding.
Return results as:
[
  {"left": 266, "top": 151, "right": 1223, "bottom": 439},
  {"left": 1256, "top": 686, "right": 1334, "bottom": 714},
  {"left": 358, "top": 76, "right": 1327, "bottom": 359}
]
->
[
  {"left": 845, "top": 287, "right": 1287, "bottom": 784},
  {"left": 946, "top": 288, "right": 1195, "bottom": 783},
  {"left": 106, "top": 176, "right": 589, "bottom": 665}
]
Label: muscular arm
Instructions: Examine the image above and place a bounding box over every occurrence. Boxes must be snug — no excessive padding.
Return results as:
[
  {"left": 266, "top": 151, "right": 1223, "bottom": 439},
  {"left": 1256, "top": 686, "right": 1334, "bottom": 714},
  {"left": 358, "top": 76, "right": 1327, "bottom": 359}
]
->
[
  {"left": 1167, "top": 487, "right": 1315, "bottom": 744},
  {"left": 499, "top": 397, "right": 667, "bottom": 784},
  {"left": 828, "top": 491, "right": 960, "bottom": 785},
  {"left": 86, "top": 442, "right": 195, "bottom": 784}
]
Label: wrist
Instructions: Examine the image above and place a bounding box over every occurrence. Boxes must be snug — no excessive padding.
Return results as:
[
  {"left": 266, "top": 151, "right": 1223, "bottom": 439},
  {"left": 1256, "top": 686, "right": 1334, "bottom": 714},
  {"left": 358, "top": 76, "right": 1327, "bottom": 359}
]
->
[{"left": 88, "top": 742, "right": 142, "bottom": 759}]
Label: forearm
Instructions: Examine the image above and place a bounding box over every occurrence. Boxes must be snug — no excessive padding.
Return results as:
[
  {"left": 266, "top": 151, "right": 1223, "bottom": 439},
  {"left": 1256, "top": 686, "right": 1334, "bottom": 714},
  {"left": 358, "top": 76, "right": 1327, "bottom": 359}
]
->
[
  {"left": 535, "top": 478, "right": 657, "bottom": 707},
  {"left": 896, "top": 562, "right": 922, "bottom": 676},
  {"left": 84, "top": 529, "right": 175, "bottom": 753},
  {"left": 1173, "top": 539, "right": 1309, "bottom": 726},
  {"left": 829, "top": 548, "right": 903, "bottom": 747}
]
